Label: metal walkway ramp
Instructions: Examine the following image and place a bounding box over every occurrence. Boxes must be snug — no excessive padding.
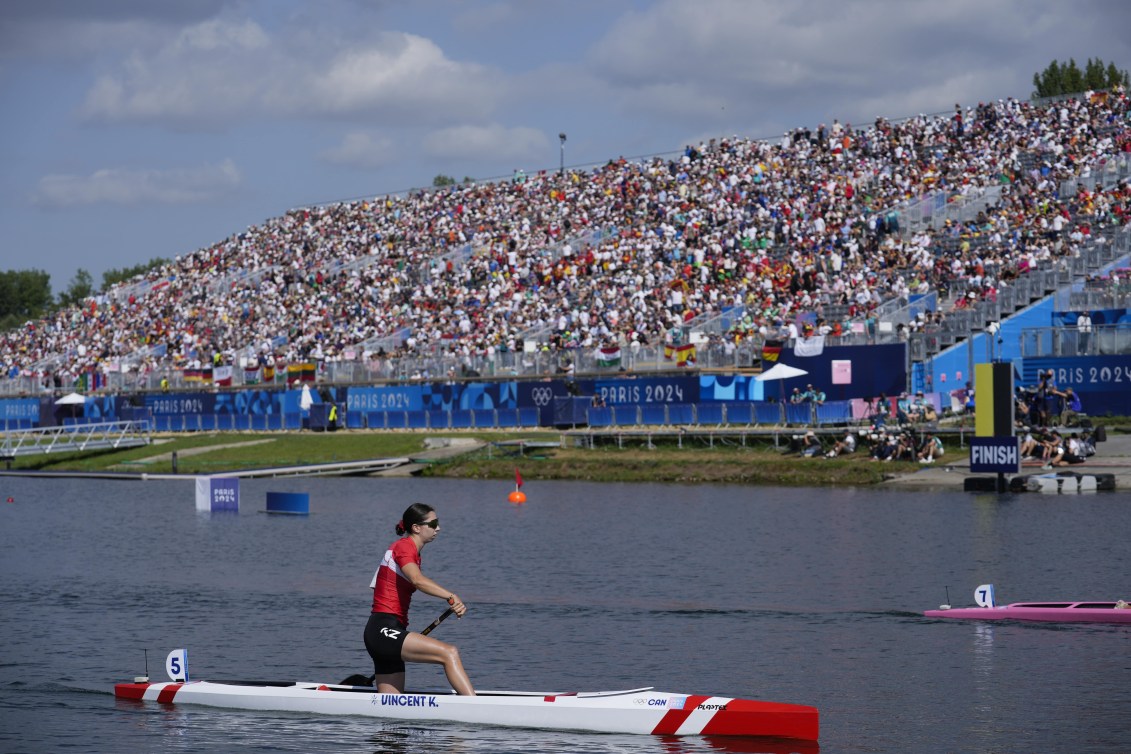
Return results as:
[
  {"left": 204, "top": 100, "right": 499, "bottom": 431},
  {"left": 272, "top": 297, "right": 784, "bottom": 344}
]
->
[{"left": 1, "top": 420, "right": 152, "bottom": 461}]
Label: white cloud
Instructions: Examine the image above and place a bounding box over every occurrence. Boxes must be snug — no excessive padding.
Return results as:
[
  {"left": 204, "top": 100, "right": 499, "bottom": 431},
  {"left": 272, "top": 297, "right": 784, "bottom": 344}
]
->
[
  {"left": 422, "top": 124, "right": 549, "bottom": 162},
  {"left": 320, "top": 132, "right": 395, "bottom": 169},
  {"left": 33, "top": 159, "right": 241, "bottom": 207},
  {"left": 581, "top": 0, "right": 1131, "bottom": 130},
  {"left": 79, "top": 18, "right": 500, "bottom": 127}
]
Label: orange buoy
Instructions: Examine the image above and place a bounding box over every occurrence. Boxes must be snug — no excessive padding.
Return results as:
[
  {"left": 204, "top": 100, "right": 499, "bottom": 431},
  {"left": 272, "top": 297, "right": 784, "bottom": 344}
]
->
[{"left": 507, "top": 490, "right": 527, "bottom": 504}]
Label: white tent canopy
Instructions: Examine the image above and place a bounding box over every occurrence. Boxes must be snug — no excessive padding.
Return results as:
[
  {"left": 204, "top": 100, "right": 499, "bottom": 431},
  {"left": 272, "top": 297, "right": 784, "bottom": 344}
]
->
[
  {"left": 54, "top": 392, "right": 86, "bottom": 405},
  {"left": 755, "top": 363, "right": 808, "bottom": 382}
]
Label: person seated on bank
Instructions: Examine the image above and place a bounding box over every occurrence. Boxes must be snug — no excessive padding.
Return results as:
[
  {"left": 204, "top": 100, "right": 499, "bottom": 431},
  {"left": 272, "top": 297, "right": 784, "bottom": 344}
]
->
[
  {"left": 907, "top": 391, "right": 927, "bottom": 422},
  {"left": 917, "top": 432, "right": 944, "bottom": 463},
  {"left": 1019, "top": 427, "right": 1040, "bottom": 461},
  {"left": 894, "top": 430, "right": 919, "bottom": 461},
  {"left": 1051, "top": 432, "right": 1087, "bottom": 467},
  {"left": 868, "top": 432, "right": 898, "bottom": 462},
  {"left": 365, "top": 503, "right": 475, "bottom": 696},
  {"left": 799, "top": 430, "right": 823, "bottom": 457},
  {"left": 1040, "top": 431, "right": 1065, "bottom": 470},
  {"left": 825, "top": 430, "right": 857, "bottom": 458}
]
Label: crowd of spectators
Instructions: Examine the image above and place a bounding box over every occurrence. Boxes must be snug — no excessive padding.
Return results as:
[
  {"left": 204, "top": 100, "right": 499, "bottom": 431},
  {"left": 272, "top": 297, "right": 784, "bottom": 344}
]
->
[{"left": 2, "top": 88, "right": 1130, "bottom": 391}]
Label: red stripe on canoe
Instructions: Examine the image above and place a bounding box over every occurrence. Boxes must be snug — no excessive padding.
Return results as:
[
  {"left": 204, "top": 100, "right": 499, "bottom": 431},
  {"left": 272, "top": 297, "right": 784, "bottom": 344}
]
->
[
  {"left": 157, "top": 684, "right": 183, "bottom": 704},
  {"left": 114, "top": 683, "right": 149, "bottom": 701},
  {"left": 651, "top": 695, "right": 710, "bottom": 735},
  {"left": 700, "top": 699, "right": 820, "bottom": 741}
]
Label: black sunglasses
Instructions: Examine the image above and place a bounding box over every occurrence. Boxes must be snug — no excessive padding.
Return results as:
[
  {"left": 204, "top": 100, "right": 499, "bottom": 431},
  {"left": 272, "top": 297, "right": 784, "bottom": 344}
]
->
[{"left": 417, "top": 519, "right": 439, "bottom": 529}]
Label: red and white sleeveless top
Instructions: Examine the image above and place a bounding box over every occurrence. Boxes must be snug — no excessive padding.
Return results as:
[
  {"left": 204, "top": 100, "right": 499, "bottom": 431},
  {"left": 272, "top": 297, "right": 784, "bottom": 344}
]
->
[{"left": 370, "top": 537, "right": 420, "bottom": 625}]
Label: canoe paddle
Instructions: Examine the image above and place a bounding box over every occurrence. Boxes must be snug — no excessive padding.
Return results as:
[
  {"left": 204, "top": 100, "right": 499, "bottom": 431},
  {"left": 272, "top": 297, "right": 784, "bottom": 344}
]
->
[
  {"left": 342, "top": 607, "right": 457, "bottom": 686},
  {"left": 420, "top": 607, "right": 455, "bottom": 636}
]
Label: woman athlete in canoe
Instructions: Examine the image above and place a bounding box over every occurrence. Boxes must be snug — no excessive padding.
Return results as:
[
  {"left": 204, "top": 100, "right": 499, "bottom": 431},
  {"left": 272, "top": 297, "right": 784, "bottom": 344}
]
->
[{"left": 364, "top": 502, "right": 475, "bottom": 695}]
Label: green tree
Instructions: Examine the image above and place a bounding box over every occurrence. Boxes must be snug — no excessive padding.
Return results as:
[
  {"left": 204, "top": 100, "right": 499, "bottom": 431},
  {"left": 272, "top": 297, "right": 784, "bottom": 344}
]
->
[
  {"left": 57, "top": 268, "right": 94, "bottom": 310},
  {"left": 1033, "top": 57, "right": 1129, "bottom": 98},
  {"left": 0, "top": 269, "right": 53, "bottom": 330},
  {"left": 432, "top": 174, "right": 456, "bottom": 187},
  {"left": 102, "top": 258, "right": 170, "bottom": 289}
]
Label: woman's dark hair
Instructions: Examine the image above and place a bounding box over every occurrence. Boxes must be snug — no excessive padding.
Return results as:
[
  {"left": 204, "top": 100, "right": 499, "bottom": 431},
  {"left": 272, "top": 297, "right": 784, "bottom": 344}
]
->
[{"left": 396, "top": 502, "right": 435, "bottom": 536}]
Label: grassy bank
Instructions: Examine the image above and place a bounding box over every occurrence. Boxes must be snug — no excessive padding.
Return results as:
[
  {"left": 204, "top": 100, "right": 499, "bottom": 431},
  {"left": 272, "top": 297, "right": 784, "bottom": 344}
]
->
[{"left": 3, "top": 430, "right": 913, "bottom": 485}]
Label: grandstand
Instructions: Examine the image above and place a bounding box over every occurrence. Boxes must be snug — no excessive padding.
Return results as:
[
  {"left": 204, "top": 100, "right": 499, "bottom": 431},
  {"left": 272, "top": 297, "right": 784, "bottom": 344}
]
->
[{"left": 1, "top": 87, "right": 1130, "bottom": 405}]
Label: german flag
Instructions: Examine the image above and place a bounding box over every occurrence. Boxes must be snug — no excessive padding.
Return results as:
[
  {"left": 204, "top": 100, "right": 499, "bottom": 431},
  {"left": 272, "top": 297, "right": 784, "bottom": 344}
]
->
[{"left": 761, "top": 339, "right": 783, "bottom": 364}]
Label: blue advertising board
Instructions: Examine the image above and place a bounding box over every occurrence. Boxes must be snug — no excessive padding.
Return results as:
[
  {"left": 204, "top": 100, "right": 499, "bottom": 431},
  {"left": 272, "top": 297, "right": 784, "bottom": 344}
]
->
[
  {"left": 1022, "top": 355, "right": 1131, "bottom": 416},
  {"left": 585, "top": 376, "right": 698, "bottom": 406},
  {"left": 1, "top": 398, "right": 40, "bottom": 422}
]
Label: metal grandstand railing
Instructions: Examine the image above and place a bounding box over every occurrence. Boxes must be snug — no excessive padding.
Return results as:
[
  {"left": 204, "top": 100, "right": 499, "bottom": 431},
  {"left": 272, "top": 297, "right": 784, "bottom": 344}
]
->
[
  {"left": 0, "top": 420, "right": 151, "bottom": 460},
  {"left": 208, "top": 264, "right": 281, "bottom": 294}
]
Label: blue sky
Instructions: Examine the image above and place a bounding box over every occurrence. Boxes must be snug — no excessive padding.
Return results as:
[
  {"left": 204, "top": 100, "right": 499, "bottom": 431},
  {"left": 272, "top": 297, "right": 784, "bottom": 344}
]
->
[{"left": 2, "top": 0, "right": 1129, "bottom": 293}]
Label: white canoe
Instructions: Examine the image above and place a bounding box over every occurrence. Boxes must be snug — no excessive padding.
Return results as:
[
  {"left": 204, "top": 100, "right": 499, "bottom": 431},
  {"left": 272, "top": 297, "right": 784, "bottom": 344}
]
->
[{"left": 115, "top": 679, "right": 819, "bottom": 741}]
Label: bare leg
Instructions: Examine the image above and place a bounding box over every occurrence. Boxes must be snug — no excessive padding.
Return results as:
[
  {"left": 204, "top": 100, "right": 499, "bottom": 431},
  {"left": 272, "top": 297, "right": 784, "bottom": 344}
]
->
[
  {"left": 374, "top": 671, "right": 405, "bottom": 693},
  {"left": 401, "top": 632, "right": 475, "bottom": 696}
]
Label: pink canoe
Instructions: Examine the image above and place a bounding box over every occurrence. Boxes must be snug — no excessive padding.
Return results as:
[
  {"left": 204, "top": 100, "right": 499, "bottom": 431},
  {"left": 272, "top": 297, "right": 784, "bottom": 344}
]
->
[{"left": 925, "top": 601, "right": 1131, "bottom": 624}]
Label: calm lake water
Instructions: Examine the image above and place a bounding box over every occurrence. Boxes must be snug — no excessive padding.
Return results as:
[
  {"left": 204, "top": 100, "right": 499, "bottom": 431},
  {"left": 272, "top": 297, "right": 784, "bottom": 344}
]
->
[{"left": 1, "top": 475, "right": 1129, "bottom": 753}]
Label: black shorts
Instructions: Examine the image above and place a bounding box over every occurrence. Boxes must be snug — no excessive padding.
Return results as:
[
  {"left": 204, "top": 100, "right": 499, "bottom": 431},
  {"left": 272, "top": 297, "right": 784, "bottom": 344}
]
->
[{"left": 364, "top": 612, "right": 408, "bottom": 675}]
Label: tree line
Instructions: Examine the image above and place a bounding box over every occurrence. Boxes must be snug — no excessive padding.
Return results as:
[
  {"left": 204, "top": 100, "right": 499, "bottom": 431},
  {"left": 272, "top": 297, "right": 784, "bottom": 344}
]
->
[
  {"left": 0, "top": 259, "right": 168, "bottom": 332},
  {"left": 1032, "top": 57, "right": 1129, "bottom": 99}
]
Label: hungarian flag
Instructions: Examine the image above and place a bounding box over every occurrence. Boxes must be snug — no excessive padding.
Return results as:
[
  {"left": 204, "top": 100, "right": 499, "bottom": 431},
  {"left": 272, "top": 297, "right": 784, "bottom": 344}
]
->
[
  {"left": 664, "top": 343, "right": 697, "bottom": 366},
  {"left": 762, "top": 339, "right": 783, "bottom": 363},
  {"left": 515, "top": 468, "right": 523, "bottom": 489},
  {"left": 596, "top": 346, "right": 621, "bottom": 368},
  {"left": 244, "top": 366, "right": 261, "bottom": 384}
]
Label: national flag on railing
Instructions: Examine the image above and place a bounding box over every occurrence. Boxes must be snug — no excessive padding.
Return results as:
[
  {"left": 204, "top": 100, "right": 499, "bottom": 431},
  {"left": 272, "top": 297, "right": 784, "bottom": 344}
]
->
[
  {"left": 596, "top": 346, "right": 621, "bottom": 368},
  {"left": 244, "top": 366, "right": 260, "bottom": 384},
  {"left": 213, "top": 365, "right": 233, "bottom": 387},
  {"left": 287, "top": 363, "right": 316, "bottom": 383},
  {"left": 664, "top": 343, "right": 697, "bottom": 366},
  {"left": 794, "top": 334, "right": 825, "bottom": 357},
  {"left": 263, "top": 365, "right": 276, "bottom": 383},
  {"left": 761, "top": 339, "right": 783, "bottom": 364}
]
